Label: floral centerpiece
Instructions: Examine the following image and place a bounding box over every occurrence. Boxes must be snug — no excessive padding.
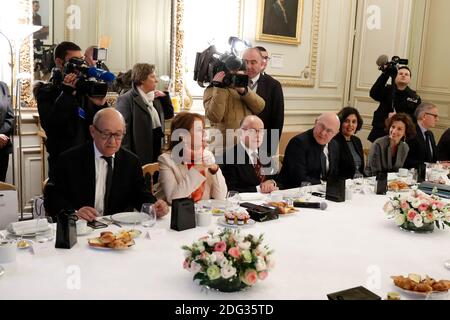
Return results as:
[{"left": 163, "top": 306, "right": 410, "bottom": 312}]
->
[
  {"left": 182, "top": 229, "right": 274, "bottom": 292},
  {"left": 383, "top": 189, "right": 450, "bottom": 233}
]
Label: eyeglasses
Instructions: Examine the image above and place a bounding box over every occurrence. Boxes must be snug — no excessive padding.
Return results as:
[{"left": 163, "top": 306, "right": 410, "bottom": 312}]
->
[
  {"left": 316, "top": 122, "right": 336, "bottom": 135},
  {"left": 94, "top": 125, "right": 125, "bottom": 141},
  {"left": 425, "top": 112, "right": 439, "bottom": 119},
  {"left": 242, "top": 128, "right": 265, "bottom": 136}
]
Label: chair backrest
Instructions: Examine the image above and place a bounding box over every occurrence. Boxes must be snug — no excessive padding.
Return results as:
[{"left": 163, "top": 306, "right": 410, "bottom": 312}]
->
[
  {"left": 279, "top": 131, "right": 302, "bottom": 157},
  {"left": 142, "top": 163, "right": 160, "bottom": 194},
  {"left": 0, "top": 183, "right": 18, "bottom": 230}
]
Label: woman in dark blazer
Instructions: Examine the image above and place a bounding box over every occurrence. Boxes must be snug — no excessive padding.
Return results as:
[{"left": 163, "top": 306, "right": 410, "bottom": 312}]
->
[
  {"left": 116, "top": 63, "right": 174, "bottom": 165},
  {"left": 366, "top": 113, "right": 416, "bottom": 176},
  {"left": 0, "top": 81, "right": 14, "bottom": 182},
  {"left": 334, "top": 107, "right": 365, "bottom": 179}
]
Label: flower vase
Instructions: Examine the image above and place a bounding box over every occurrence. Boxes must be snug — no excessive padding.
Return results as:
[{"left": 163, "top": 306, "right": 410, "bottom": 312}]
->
[
  {"left": 400, "top": 222, "right": 434, "bottom": 234},
  {"left": 206, "top": 277, "right": 249, "bottom": 293}
]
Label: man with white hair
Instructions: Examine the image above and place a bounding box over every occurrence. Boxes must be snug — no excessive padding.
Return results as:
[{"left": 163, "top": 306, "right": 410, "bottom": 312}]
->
[
  {"left": 278, "top": 112, "right": 341, "bottom": 188},
  {"left": 219, "top": 115, "right": 278, "bottom": 193},
  {"left": 45, "top": 108, "right": 168, "bottom": 221},
  {"left": 405, "top": 102, "right": 439, "bottom": 168}
]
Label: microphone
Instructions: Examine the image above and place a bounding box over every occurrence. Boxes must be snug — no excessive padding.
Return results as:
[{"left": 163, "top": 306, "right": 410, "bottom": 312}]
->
[
  {"left": 293, "top": 201, "right": 327, "bottom": 210},
  {"left": 376, "top": 54, "right": 389, "bottom": 67},
  {"left": 87, "top": 67, "right": 116, "bottom": 82}
]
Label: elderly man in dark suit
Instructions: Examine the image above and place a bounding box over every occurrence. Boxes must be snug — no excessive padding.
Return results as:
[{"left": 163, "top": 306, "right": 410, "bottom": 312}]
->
[
  {"left": 219, "top": 115, "right": 278, "bottom": 193},
  {"left": 278, "top": 112, "right": 341, "bottom": 188},
  {"left": 116, "top": 63, "right": 174, "bottom": 165},
  {"left": 45, "top": 108, "right": 168, "bottom": 221},
  {"left": 405, "top": 102, "right": 439, "bottom": 169},
  {"left": 243, "top": 48, "right": 284, "bottom": 157}
]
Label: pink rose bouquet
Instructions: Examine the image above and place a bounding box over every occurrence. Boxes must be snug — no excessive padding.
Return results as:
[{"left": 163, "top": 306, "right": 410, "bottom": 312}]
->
[{"left": 182, "top": 229, "right": 274, "bottom": 292}]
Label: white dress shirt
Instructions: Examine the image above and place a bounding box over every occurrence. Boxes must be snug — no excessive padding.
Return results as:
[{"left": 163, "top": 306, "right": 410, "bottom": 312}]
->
[{"left": 93, "top": 143, "right": 115, "bottom": 216}]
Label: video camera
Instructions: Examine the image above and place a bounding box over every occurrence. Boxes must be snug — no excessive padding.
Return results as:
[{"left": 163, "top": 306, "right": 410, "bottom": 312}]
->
[
  {"left": 63, "top": 57, "right": 115, "bottom": 98},
  {"left": 194, "top": 37, "right": 251, "bottom": 88},
  {"left": 377, "top": 55, "right": 409, "bottom": 77}
]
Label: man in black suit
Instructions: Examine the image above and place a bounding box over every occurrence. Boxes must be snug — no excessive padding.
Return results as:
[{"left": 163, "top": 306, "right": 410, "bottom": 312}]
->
[
  {"left": 219, "top": 116, "right": 278, "bottom": 193},
  {"left": 45, "top": 108, "right": 168, "bottom": 221},
  {"left": 278, "top": 112, "right": 341, "bottom": 188},
  {"left": 243, "top": 48, "right": 284, "bottom": 157},
  {"left": 405, "top": 102, "right": 439, "bottom": 169}
]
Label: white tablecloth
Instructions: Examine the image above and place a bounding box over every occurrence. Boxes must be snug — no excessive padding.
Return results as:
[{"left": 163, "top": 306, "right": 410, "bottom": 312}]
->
[{"left": 1, "top": 189, "right": 449, "bottom": 300}]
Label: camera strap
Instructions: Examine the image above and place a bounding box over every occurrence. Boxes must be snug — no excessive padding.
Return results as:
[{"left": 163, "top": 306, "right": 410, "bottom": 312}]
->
[{"left": 78, "top": 107, "right": 86, "bottom": 120}]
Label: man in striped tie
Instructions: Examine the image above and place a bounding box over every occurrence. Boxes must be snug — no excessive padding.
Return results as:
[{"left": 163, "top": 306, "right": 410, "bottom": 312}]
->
[{"left": 219, "top": 115, "right": 278, "bottom": 193}]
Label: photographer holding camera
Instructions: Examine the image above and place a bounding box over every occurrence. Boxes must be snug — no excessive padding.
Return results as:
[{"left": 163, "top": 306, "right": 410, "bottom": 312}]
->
[{"left": 368, "top": 55, "right": 421, "bottom": 143}]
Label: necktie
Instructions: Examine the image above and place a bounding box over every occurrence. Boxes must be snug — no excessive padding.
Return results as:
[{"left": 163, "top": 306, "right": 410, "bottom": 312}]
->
[
  {"left": 424, "top": 131, "right": 433, "bottom": 162},
  {"left": 249, "top": 80, "right": 257, "bottom": 91},
  {"left": 320, "top": 147, "right": 328, "bottom": 180},
  {"left": 102, "top": 156, "right": 113, "bottom": 214},
  {"left": 253, "top": 152, "right": 265, "bottom": 183}
]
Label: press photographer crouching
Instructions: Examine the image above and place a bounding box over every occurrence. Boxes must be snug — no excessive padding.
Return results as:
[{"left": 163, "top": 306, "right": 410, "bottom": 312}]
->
[{"left": 368, "top": 55, "right": 421, "bottom": 143}]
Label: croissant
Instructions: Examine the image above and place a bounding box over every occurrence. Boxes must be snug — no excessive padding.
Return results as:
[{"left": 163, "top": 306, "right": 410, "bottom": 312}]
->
[{"left": 100, "top": 232, "right": 116, "bottom": 244}]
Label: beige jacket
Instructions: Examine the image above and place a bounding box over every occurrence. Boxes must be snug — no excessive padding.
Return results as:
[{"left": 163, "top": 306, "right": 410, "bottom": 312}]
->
[
  {"left": 157, "top": 152, "right": 228, "bottom": 204},
  {"left": 204, "top": 87, "right": 265, "bottom": 154}
]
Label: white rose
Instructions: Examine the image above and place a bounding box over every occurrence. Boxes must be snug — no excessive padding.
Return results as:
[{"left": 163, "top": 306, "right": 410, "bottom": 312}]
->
[
  {"left": 383, "top": 202, "right": 394, "bottom": 214},
  {"left": 256, "top": 244, "right": 267, "bottom": 256},
  {"left": 190, "top": 261, "right": 202, "bottom": 274},
  {"left": 255, "top": 257, "right": 267, "bottom": 272},
  {"left": 208, "top": 253, "right": 217, "bottom": 263},
  {"left": 221, "top": 265, "right": 237, "bottom": 279},
  {"left": 413, "top": 215, "right": 424, "bottom": 228},
  {"left": 211, "top": 251, "right": 225, "bottom": 263},
  {"left": 207, "top": 237, "right": 220, "bottom": 247},
  {"left": 411, "top": 201, "right": 421, "bottom": 209},
  {"left": 219, "top": 258, "right": 229, "bottom": 268},
  {"left": 197, "top": 244, "right": 205, "bottom": 253},
  {"left": 394, "top": 214, "right": 406, "bottom": 226},
  {"left": 238, "top": 241, "right": 251, "bottom": 250}
]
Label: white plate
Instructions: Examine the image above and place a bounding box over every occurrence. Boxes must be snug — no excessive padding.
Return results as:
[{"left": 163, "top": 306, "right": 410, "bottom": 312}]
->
[
  {"left": 77, "top": 226, "right": 94, "bottom": 236},
  {"left": 111, "top": 212, "right": 148, "bottom": 224},
  {"left": 217, "top": 218, "right": 255, "bottom": 229},
  {"left": 6, "top": 225, "right": 51, "bottom": 238},
  {"left": 88, "top": 239, "right": 135, "bottom": 250},
  {"left": 198, "top": 199, "right": 228, "bottom": 210},
  {"left": 397, "top": 287, "right": 448, "bottom": 298}
]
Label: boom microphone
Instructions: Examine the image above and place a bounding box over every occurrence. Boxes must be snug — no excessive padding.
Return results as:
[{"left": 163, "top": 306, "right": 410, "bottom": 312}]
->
[
  {"left": 376, "top": 54, "right": 389, "bottom": 68},
  {"left": 87, "top": 67, "right": 116, "bottom": 82},
  {"left": 293, "top": 201, "right": 328, "bottom": 210}
]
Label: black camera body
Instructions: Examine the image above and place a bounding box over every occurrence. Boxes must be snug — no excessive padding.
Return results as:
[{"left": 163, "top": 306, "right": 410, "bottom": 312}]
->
[
  {"left": 380, "top": 56, "right": 409, "bottom": 77},
  {"left": 194, "top": 45, "right": 249, "bottom": 88},
  {"left": 63, "top": 57, "right": 108, "bottom": 98}
]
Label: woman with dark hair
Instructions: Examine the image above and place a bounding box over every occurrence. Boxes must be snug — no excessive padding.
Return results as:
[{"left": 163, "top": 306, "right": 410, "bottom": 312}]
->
[
  {"left": 366, "top": 113, "right": 416, "bottom": 176},
  {"left": 0, "top": 81, "right": 14, "bottom": 182},
  {"left": 334, "top": 107, "right": 365, "bottom": 179},
  {"left": 157, "top": 112, "right": 227, "bottom": 204}
]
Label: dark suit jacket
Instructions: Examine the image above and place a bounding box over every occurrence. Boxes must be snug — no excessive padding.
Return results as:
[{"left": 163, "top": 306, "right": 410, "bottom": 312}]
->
[
  {"left": 405, "top": 123, "right": 437, "bottom": 169},
  {"left": 437, "top": 128, "right": 450, "bottom": 161},
  {"left": 0, "top": 81, "right": 14, "bottom": 155},
  {"left": 278, "top": 129, "right": 340, "bottom": 189},
  {"left": 333, "top": 133, "right": 365, "bottom": 179},
  {"left": 116, "top": 85, "right": 174, "bottom": 165},
  {"left": 255, "top": 74, "right": 284, "bottom": 156},
  {"left": 45, "top": 142, "right": 155, "bottom": 218},
  {"left": 219, "top": 143, "right": 278, "bottom": 193}
]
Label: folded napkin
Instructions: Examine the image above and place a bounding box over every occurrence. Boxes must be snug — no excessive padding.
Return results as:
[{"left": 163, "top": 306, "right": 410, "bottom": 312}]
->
[
  {"left": 239, "top": 193, "right": 266, "bottom": 202},
  {"left": 10, "top": 219, "right": 49, "bottom": 235}
]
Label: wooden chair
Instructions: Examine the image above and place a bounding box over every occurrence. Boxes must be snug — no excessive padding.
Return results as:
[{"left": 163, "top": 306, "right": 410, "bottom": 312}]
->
[{"left": 142, "top": 163, "right": 160, "bottom": 194}]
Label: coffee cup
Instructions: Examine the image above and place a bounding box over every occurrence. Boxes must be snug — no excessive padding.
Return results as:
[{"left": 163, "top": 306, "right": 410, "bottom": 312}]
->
[
  {"left": 0, "top": 241, "right": 17, "bottom": 264},
  {"left": 398, "top": 168, "right": 408, "bottom": 177},
  {"left": 76, "top": 219, "right": 88, "bottom": 234},
  {"left": 195, "top": 212, "right": 212, "bottom": 227}
]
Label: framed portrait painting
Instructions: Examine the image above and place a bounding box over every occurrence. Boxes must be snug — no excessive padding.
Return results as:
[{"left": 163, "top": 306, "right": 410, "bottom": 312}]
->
[
  {"left": 256, "top": 0, "right": 304, "bottom": 45},
  {"left": 32, "top": 0, "right": 53, "bottom": 45}
]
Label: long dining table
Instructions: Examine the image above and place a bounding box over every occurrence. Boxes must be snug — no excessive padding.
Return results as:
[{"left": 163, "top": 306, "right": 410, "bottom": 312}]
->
[{"left": 1, "top": 185, "right": 449, "bottom": 300}]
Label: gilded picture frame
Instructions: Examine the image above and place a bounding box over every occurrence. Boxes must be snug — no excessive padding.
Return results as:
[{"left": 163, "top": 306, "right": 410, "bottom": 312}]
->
[{"left": 256, "top": 0, "right": 304, "bottom": 45}]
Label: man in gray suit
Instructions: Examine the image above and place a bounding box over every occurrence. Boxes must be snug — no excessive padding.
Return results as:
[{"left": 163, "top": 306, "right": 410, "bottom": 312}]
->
[{"left": 116, "top": 63, "right": 174, "bottom": 165}]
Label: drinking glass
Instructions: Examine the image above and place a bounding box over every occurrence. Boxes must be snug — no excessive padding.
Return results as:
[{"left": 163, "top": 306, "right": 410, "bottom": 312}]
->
[
  {"left": 226, "top": 191, "right": 240, "bottom": 211},
  {"left": 353, "top": 173, "right": 364, "bottom": 193},
  {"left": 141, "top": 203, "right": 156, "bottom": 228},
  {"left": 35, "top": 217, "right": 54, "bottom": 243},
  {"left": 299, "top": 182, "right": 312, "bottom": 201}
]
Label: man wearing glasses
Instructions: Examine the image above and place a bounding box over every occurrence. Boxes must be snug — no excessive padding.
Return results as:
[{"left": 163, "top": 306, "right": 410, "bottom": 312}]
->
[
  {"left": 45, "top": 108, "right": 168, "bottom": 221},
  {"left": 278, "top": 113, "right": 341, "bottom": 189},
  {"left": 405, "top": 102, "right": 439, "bottom": 168},
  {"left": 219, "top": 116, "right": 278, "bottom": 193}
]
